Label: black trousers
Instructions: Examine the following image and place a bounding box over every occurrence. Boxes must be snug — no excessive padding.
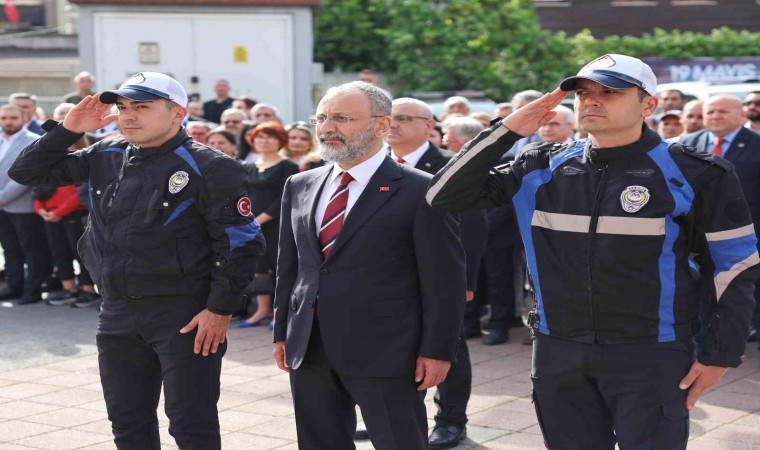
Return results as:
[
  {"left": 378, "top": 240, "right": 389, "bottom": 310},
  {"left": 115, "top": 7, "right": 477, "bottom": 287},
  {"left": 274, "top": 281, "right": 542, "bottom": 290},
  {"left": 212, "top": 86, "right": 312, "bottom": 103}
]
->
[
  {"left": 433, "top": 330, "right": 471, "bottom": 427},
  {"left": 531, "top": 334, "right": 692, "bottom": 450},
  {"left": 97, "top": 294, "right": 225, "bottom": 450},
  {"left": 290, "top": 320, "right": 428, "bottom": 450},
  {"left": 43, "top": 210, "right": 92, "bottom": 285},
  {"left": 0, "top": 211, "right": 51, "bottom": 297}
]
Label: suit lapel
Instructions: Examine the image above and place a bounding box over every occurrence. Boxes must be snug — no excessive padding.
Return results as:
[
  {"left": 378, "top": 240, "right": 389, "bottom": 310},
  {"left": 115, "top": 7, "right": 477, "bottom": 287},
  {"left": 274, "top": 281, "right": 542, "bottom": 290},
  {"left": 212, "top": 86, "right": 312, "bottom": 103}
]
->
[
  {"left": 327, "top": 157, "right": 402, "bottom": 260},
  {"left": 726, "top": 128, "right": 752, "bottom": 162},
  {"left": 303, "top": 165, "right": 332, "bottom": 260},
  {"left": 414, "top": 143, "right": 439, "bottom": 172},
  {"left": 697, "top": 131, "right": 711, "bottom": 154}
]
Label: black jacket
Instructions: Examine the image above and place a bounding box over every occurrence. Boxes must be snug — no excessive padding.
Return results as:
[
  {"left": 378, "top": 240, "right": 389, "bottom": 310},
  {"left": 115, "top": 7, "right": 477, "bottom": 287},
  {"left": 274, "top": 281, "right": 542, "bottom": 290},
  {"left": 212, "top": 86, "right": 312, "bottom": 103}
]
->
[
  {"left": 9, "top": 122, "right": 265, "bottom": 314},
  {"left": 427, "top": 123, "right": 759, "bottom": 367}
]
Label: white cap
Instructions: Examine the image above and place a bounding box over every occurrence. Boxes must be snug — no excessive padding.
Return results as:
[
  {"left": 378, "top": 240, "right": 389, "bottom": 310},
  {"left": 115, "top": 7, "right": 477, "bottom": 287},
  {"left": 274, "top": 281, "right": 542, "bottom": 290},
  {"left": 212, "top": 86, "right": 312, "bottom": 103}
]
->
[
  {"left": 99, "top": 72, "right": 188, "bottom": 108},
  {"left": 560, "top": 54, "right": 657, "bottom": 96}
]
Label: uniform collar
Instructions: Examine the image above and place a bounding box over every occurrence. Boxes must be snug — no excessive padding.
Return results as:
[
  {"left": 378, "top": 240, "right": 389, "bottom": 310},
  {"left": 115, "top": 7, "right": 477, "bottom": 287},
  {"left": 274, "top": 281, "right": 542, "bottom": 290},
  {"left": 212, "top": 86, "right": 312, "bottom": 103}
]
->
[
  {"left": 585, "top": 125, "right": 662, "bottom": 162},
  {"left": 130, "top": 129, "right": 192, "bottom": 157}
]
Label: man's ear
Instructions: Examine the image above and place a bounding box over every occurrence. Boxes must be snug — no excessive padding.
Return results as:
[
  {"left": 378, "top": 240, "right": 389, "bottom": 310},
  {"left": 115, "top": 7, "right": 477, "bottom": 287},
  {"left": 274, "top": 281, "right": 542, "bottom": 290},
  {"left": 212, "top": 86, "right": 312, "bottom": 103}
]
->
[
  {"left": 643, "top": 96, "right": 658, "bottom": 119},
  {"left": 173, "top": 106, "right": 188, "bottom": 124},
  {"left": 375, "top": 116, "right": 392, "bottom": 137}
]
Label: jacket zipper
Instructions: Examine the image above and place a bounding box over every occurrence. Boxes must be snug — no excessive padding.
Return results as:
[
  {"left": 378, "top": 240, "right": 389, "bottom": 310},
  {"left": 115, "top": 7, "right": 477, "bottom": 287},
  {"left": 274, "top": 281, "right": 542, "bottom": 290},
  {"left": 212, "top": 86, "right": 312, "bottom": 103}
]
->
[{"left": 587, "top": 161, "right": 609, "bottom": 344}]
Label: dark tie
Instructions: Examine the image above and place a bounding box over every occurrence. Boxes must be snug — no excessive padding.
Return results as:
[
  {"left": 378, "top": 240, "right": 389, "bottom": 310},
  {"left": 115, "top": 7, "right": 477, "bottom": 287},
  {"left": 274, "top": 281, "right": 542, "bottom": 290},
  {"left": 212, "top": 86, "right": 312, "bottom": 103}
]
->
[
  {"left": 711, "top": 138, "right": 726, "bottom": 157},
  {"left": 396, "top": 157, "right": 406, "bottom": 164},
  {"left": 319, "top": 172, "right": 354, "bottom": 258}
]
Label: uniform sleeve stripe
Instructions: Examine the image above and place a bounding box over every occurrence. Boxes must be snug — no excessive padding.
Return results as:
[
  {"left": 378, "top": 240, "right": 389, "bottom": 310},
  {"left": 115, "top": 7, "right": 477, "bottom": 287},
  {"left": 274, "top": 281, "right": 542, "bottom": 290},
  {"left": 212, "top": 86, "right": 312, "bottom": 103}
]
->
[
  {"left": 708, "top": 234, "right": 758, "bottom": 273},
  {"left": 225, "top": 222, "right": 261, "bottom": 251},
  {"left": 532, "top": 210, "right": 590, "bottom": 233},
  {"left": 97, "top": 147, "right": 126, "bottom": 154},
  {"left": 715, "top": 251, "right": 760, "bottom": 302},
  {"left": 425, "top": 125, "right": 509, "bottom": 205},
  {"left": 706, "top": 224, "right": 756, "bottom": 242}
]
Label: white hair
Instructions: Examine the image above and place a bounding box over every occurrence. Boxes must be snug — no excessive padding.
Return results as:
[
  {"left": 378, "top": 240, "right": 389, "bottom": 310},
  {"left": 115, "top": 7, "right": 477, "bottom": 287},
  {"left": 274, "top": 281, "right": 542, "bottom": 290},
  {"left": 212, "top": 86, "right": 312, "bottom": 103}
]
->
[
  {"left": 553, "top": 105, "right": 575, "bottom": 124},
  {"left": 445, "top": 117, "right": 485, "bottom": 142},
  {"left": 186, "top": 121, "right": 210, "bottom": 131},
  {"left": 252, "top": 103, "right": 280, "bottom": 118},
  {"left": 74, "top": 71, "right": 95, "bottom": 82},
  {"left": 443, "top": 96, "right": 470, "bottom": 111},
  {"left": 322, "top": 81, "right": 391, "bottom": 116},
  {"left": 220, "top": 108, "right": 247, "bottom": 121}
]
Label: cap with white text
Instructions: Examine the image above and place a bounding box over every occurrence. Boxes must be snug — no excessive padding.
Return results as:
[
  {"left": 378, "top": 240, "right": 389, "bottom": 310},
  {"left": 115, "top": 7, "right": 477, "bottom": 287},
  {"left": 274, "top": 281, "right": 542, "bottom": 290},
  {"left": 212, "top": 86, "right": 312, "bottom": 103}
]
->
[
  {"left": 560, "top": 54, "right": 657, "bottom": 96},
  {"left": 99, "top": 72, "right": 188, "bottom": 108}
]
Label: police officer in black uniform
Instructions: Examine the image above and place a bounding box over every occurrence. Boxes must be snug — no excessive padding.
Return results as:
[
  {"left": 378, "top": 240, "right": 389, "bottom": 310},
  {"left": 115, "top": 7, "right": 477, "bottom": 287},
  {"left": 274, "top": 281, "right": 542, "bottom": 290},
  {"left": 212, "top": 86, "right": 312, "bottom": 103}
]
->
[
  {"left": 9, "top": 72, "right": 265, "bottom": 450},
  {"left": 426, "top": 55, "right": 759, "bottom": 449}
]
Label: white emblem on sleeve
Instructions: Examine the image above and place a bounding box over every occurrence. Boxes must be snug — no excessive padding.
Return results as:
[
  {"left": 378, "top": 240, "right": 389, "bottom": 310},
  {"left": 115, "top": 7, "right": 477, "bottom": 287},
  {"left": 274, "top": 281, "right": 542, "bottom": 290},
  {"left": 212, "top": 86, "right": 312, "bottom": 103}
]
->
[
  {"left": 620, "top": 185, "right": 650, "bottom": 213},
  {"left": 168, "top": 171, "right": 189, "bottom": 194}
]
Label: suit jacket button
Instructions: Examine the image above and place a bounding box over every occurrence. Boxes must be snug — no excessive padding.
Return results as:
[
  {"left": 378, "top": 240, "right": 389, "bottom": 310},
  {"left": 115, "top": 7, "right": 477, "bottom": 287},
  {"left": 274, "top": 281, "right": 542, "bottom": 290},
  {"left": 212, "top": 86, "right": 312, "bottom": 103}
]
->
[{"left": 320, "top": 268, "right": 329, "bottom": 275}]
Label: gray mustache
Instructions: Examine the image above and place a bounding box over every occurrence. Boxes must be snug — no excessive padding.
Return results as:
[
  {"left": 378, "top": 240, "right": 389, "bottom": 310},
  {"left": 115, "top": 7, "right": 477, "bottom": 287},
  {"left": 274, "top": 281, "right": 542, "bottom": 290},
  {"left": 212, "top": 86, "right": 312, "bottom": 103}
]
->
[{"left": 319, "top": 134, "right": 345, "bottom": 143}]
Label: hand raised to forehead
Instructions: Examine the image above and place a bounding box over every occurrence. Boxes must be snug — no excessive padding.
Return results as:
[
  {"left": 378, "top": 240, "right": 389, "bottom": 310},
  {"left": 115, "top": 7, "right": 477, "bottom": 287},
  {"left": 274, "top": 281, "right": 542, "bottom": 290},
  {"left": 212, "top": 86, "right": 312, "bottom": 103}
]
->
[
  {"left": 62, "top": 94, "right": 119, "bottom": 134},
  {"left": 502, "top": 88, "right": 568, "bottom": 137}
]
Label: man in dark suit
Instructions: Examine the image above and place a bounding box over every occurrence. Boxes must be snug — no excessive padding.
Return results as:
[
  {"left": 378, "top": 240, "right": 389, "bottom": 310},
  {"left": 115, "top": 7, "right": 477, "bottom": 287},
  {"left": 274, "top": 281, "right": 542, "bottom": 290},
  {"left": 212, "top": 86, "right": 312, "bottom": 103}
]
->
[
  {"left": 9, "top": 93, "right": 44, "bottom": 136},
  {"left": 681, "top": 94, "right": 760, "bottom": 350},
  {"left": 273, "top": 82, "right": 467, "bottom": 450}
]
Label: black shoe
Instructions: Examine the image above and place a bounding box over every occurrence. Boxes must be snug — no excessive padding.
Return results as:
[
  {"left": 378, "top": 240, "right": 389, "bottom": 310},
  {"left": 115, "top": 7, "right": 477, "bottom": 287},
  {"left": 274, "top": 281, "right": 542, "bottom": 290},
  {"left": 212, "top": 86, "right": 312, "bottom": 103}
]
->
[
  {"left": 354, "top": 424, "right": 370, "bottom": 440},
  {"left": 0, "top": 288, "right": 23, "bottom": 301},
  {"left": 482, "top": 328, "right": 509, "bottom": 346},
  {"left": 17, "top": 294, "right": 42, "bottom": 305},
  {"left": 428, "top": 425, "right": 466, "bottom": 449},
  {"left": 463, "top": 327, "right": 483, "bottom": 339},
  {"left": 73, "top": 291, "right": 102, "bottom": 308},
  {"left": 46, "top": 290, "right": 80, "bottom": 306}
]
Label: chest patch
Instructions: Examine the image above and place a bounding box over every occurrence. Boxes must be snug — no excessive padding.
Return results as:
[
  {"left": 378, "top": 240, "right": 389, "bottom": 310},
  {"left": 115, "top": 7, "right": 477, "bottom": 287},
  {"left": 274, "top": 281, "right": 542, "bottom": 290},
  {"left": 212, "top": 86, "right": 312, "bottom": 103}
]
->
[
  {"left": 620, "top": 185, "right": 650, "bottom": 214},
  {"left": 168, "top": 171, "right": 190, "bottom": 194}
]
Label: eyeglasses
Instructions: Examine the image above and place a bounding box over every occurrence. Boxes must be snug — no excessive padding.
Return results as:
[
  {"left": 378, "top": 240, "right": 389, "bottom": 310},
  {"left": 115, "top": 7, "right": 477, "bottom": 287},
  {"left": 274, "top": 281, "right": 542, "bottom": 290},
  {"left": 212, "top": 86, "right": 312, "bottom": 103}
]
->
[
  {"left": 392, "top": 114, "right": 432, "bottom": 123},
  {"left": 223, "top": 120, "right": 242, "bottom": 124},
  {"left": 308, "top": 114, "right": 387, "bottom": 125},
  {"left": 254, "top": 135, "right": 278, "bottom": 141},
  {"left": 743, "top": 100, "right": 760, "bottom": 107}
]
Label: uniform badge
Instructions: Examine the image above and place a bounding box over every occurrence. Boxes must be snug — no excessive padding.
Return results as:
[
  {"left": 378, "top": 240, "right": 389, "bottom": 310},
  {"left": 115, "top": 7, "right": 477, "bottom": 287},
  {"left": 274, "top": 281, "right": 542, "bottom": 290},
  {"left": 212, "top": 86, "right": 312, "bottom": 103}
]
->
[
  {"left": 168, "top": 171, "right": 189, "bottom": 194},
  {"left": 620, "top": 185, "right": 650, "bottom": 213},
  {"left": 237, "top": 197, "right": 252, "bottom": 216}
]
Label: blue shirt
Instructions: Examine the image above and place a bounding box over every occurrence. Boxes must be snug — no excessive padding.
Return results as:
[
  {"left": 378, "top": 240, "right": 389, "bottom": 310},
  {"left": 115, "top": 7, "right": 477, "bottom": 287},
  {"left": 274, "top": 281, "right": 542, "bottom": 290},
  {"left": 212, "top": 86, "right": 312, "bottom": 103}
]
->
[{"left": 708, "top": 126, "right": 743, "bottom": 157}]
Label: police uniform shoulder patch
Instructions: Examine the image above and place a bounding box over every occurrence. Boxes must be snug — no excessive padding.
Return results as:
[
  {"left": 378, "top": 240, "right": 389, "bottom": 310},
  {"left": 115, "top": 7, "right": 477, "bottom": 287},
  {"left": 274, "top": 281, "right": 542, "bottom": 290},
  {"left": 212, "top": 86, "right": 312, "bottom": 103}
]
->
[
  {"left": 620, "top": 185, "right": 650, "bottom": 213},
  {"left": 168, "top": 171, "right": 189, "bottom": 194},
  {"left": 673, "top": 143, "right": 733, "bottom": 172}
]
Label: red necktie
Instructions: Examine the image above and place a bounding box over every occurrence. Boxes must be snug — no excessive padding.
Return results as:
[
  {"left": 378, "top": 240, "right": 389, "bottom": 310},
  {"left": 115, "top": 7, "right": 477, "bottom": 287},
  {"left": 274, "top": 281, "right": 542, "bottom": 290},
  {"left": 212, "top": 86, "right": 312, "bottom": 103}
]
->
[
  {"left": 319, "top": 172, "right": 354, "bottom": 258},
  {"left": 396, "top": 157, "right": 406, "bottom": 164},
  {"left": 711, "top": 138, "right": 725, "bottom": 157}
]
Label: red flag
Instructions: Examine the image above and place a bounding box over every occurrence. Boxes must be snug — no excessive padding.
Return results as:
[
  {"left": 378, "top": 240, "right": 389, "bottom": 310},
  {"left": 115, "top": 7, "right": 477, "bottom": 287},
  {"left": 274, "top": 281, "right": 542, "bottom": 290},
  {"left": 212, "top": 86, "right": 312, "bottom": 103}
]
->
[{"left": 5, "top": 0, "right": 20, "bottom": 23}]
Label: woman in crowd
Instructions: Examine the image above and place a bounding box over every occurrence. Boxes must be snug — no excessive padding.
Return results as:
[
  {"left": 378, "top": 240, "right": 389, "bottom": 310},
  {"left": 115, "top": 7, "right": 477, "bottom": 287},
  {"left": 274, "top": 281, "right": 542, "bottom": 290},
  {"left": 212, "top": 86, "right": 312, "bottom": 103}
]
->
[
  {"left": 282, "top": 122, "right": 314, "bottom": 166},
  {"left": 36, "top": 136, "right": 100, "bottom": 308},
  {"left": 206, "top": 129, "right": 238, "bottom": 158},
  {"left": 239, "top": 121, "right": 299, "bottom": 327}
]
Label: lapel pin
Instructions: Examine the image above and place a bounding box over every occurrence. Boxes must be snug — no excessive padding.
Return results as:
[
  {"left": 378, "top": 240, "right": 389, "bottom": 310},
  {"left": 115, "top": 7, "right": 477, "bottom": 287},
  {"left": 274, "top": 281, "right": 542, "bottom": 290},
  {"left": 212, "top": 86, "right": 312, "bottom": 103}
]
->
[
  {"left": 738, "top": 143, "right": 745, "bottom": 148},
  {"left": 425, "top": 163, "right": 431, "bottom": 167},
  {"left": 380, "top": 186, "right": 390, "bottom": 192}
]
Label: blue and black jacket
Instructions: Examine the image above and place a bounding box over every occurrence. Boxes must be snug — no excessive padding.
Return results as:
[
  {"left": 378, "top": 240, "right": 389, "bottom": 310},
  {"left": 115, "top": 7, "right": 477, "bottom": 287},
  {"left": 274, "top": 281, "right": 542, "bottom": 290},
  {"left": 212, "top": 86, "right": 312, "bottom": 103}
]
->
[
  {"left": 9, "top": 122, "right": 265, "bottom": 314},
  {"left": 427, "top": 123, "right": 759, "bottom": 367}
]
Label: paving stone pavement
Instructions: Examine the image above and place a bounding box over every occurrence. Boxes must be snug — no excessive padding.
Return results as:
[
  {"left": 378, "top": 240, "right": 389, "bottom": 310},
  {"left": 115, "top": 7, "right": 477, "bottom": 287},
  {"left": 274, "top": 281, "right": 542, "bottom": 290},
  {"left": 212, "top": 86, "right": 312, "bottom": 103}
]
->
[{"left": 1, "top": 301, "right": 760, "bottom": 449}]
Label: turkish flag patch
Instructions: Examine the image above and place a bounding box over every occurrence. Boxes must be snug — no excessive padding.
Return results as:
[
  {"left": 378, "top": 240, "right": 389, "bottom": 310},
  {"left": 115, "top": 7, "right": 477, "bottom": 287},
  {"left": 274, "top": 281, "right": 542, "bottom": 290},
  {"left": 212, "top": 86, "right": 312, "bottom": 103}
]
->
[{"left": 237, "top": 197, "right": 252, "bottom": 216}]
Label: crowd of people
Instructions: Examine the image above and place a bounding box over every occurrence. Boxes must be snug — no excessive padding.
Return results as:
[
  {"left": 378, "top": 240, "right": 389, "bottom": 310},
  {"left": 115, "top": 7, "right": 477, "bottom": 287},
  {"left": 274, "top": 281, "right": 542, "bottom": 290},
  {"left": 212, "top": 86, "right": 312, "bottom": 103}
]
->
[{"left": 2, "top": 63, "right": 760, "bottom": 450}]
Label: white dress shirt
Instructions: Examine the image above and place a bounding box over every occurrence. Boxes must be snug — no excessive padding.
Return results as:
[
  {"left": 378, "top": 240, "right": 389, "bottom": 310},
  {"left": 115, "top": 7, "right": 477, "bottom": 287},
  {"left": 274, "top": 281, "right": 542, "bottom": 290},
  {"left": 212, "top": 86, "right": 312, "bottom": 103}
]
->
[
  {"left": 0, "top": 131, "right": 21, "bottom": 163},
  {"left": 389, "top": 142, "right": 430, "bottom": 168},
  {"left": 315, "top": 148, "right": 386, "bottom": 235}
]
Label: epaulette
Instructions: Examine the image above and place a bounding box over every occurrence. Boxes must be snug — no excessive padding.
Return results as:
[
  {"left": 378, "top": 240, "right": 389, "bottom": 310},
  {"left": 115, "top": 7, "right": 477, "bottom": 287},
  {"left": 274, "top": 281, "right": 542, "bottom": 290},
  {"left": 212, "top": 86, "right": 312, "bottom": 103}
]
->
[{"left": 672, "top": 142, "right": 734, "bottom": 172}]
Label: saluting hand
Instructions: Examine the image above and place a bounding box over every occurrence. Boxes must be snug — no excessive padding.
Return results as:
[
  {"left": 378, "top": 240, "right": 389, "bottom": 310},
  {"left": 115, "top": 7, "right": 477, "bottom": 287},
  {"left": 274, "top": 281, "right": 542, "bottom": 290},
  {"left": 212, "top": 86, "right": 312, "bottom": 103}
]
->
[
  {"left": 678, "top": 361, "right": 729, "bottom": 410},
  {"left": 415, "top": 357, "right": 451, "bottom": 391},
  {"left": 62, "top": 94, "right": 119, "bottom": 134},
  {"left": 501, "top": 88, "right": 568, "bottom": 137},
  {"left": 180, "top": 309, "right": 231, "bottom": 356}
]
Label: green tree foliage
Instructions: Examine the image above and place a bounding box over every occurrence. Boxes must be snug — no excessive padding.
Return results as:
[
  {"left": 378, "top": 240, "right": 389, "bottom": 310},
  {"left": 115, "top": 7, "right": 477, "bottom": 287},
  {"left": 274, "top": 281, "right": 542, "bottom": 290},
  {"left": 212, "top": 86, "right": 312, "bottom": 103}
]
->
[
  {"left": 313, "top": 0, "right": 391, "bottom": 72},
  {"left": 313, "top": 0, "right": 760, "bottom": 100}
]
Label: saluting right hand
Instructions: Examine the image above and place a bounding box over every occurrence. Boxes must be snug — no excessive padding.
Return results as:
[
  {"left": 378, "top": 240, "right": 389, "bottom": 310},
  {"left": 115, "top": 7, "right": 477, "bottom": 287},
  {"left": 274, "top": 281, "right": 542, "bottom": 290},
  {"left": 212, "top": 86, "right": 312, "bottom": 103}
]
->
[
  {"left": 501, "top": 88, "right": 567, "bottom": 137},
  {"left": 62, "top": 94, "right": 119, "bottom": 134}
]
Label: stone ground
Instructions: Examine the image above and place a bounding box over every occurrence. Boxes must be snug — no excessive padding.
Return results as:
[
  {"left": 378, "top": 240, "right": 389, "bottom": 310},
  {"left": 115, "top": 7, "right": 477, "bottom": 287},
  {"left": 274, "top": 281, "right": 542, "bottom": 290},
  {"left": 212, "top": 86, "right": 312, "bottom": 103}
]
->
[{"left": 1, "top": 299, "right": 760, "bottom": 449}]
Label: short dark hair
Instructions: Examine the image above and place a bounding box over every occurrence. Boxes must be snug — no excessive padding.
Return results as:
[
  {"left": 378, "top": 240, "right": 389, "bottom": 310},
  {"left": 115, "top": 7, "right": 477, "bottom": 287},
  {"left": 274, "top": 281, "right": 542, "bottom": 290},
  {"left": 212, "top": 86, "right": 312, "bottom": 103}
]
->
[
  {"left": 207, "top": 129, "right": 236, "bottom": 146},
  {"left": 661, "top": 89, "right": 684, "bottom": 100},
  {"left": 638, "top": 88, "right": 649, "bottom": 102}
]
